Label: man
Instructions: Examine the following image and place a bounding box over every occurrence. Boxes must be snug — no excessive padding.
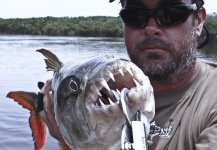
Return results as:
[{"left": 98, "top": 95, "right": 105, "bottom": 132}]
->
[{"left": 40, "top": 0, "right": 217, "bottom": 149}]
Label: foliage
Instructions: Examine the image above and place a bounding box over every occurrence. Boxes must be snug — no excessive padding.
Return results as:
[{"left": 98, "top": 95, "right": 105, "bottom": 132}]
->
[
  {"left": 0, "top": 16, "right": 123, "bottom": 37},
  {"left": 0, "top": 14, "right": 216, "bottom": 45},
  {"left": 206, "top": 13, "right": 217, "bottom": 45}
]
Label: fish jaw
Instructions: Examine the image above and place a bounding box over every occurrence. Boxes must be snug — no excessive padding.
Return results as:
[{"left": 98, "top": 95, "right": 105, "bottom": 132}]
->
[
  {"left": 83, "top": 58, "right": 155, "bottom": 148},
  {"left": 52, "top": 55, "right": 155, "bottom": 149}
]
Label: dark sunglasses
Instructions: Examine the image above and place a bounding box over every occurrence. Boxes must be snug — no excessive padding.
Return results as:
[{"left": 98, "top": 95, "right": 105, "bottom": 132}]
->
[{"left": 119, "top": 2, "right": 203, "bottom": 28}]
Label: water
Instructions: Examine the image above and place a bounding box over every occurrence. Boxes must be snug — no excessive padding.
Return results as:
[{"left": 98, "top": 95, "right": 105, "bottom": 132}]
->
[
  {"left": 0, "top": 35, "right": 216, "bottom": 150},
  {"left": 0, "top": 35, "right": 127, "bottom": 150}
]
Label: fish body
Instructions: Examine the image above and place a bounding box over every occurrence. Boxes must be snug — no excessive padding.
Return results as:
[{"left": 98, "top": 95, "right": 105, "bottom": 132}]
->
[{"left": 7, "top": 49, "right": 155, "bottom": 150}]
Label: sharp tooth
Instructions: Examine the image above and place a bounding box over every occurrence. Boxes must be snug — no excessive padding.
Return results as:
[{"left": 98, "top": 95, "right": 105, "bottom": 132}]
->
[
  {"left": 95, "top": 89, "right": 102, "bottom": 96},
  {"left": 111, "top": 90, "right": 120, "bottom": 101},
  {"left": 95, "top": 103, "right": 99, "bottom": 107},
  {"left": 89, "top": 94, "right": 96, "bottom": 101},
  {"left": 133, "top": 78, "right": 141, "bottom": 87},
  {"left": 101, "top": 79, "right": 111, "bottom": 91},
  {"left": 109, "top": 72, "right": 115, "bottom": 82},
  {"left": 108, "top": 98, "right": 114, "bottom": 105},
  {"left": 116, "top": 89, "right": 121, "bottom": 95},
  {"left": 126, "top": 66, "right": 133, "bottom": 76},
  {"left": 118, "top": 68, "right": 124, "bottom": 76},
  {"left": 99, "top": 98, "right": 105, "bottom": 107}
]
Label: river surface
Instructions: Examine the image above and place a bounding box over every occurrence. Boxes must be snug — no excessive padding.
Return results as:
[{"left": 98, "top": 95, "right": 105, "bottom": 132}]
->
[{"left": 0, "top": 35, "right": 216, "bottom": 150}]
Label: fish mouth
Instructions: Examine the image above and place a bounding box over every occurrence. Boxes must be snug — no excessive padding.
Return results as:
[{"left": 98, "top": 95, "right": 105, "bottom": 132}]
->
[
  {"left": 86, "top": 59, "right": 150, "bottom": 115},
  {"left": 96, "top": 72, "right": 135, "bottom": 106},
  {"left": 94, "top": 73, "right": 132, "bottom": 107}
]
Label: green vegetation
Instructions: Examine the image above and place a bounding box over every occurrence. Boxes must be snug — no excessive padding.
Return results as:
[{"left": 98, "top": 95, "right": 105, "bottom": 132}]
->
[
  {"left": 0, "top": 16, "right": 123, "bottom": 37},
  {"left": 0, "top": 14, "right": 216, "bottom": 44},
  {"left": 206, "top": 13, "right": 217, "bottom": 45}
]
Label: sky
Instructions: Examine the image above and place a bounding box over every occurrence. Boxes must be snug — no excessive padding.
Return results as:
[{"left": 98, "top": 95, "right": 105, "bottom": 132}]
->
[{"left": 1, "top": 0, "right": 216, "bottom": 19}]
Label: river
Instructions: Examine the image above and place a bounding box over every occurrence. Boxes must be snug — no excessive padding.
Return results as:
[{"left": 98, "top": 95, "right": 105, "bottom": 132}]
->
[{"left": 0, "top": 35, "right": 216, "bottom": 150}]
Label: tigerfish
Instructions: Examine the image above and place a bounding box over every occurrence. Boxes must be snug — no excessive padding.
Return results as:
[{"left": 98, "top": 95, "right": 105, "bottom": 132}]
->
[{"left": 7, "top": 49, "right": 155, "bottom": 150}]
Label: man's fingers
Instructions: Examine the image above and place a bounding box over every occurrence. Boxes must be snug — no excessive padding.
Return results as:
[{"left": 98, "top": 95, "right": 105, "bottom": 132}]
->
[
  {"left": 39, "top": 79, "right": 63, "bottom": 140},
  {"left": 38, "top": 80, "right": 53, "bottom": 126},
  {"left": 43, "top": 80, "right": 54, "bottom": 117},
  {"left": 44, "top": 80, "right": 52, "bottom": 94},
  {"left": 43, "top": 80, "right": 53, "bottom": 111},
  {"left": 43, "top": 80, "right": 61, "bottom": 138},
  {"left": 39, "top": 111, "right": 49, "bottom": 125}
]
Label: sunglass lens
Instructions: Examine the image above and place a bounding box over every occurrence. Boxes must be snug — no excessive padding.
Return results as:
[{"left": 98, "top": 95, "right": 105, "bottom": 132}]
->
[
  {"left": 156, "top": 5, "right": 190, "bottom": 26},
  {"left": 120, "top": 4, "right": 194, "bottom": 27},
  {"left": 120, "top": 8, "right": 148, "bottom": 27}
]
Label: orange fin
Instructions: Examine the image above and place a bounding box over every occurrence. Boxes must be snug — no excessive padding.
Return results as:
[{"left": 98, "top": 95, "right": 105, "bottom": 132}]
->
[
  {"left": 7, "top": 91, "right": 47, "bottom": 150},
  {"left": 30, "top": 110, "right": 47, "bottom": 150},
  {"left": 7, "top": 91, "right": 37, "bottom": 111}
]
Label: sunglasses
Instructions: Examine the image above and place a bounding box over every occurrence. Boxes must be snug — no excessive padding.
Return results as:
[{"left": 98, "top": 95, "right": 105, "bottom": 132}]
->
[{"left": 119, "top": 2, "right": 202, "bottom": 28}]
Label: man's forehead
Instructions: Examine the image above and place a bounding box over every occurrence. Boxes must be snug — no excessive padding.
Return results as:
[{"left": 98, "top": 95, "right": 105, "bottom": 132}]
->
[
  {"left": 124, "top": 0, "right": 191, "bottom": 8},
  {"left": 158, "top": 0, "right": 193, "bottom": 5},
  {"left": 158, "top": 0, "right": 183, "bottom": 6}
]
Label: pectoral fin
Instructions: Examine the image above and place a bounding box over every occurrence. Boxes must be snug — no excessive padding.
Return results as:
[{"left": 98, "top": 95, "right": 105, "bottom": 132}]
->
[{"left": 7, "top": 91, "right": 47, "bottom": 150}]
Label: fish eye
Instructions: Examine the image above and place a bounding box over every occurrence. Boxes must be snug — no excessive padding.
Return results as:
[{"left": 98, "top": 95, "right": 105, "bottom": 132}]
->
[{"left": 69, "top": 79, "right": 79, "bottom": 92}]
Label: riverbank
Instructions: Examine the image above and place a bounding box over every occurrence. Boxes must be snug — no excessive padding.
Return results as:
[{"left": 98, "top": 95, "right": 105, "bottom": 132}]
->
[
  {"left": 0, "top": 16, "right": 123, "bottom": 37},
  {"left": 0, "top": 15, "right": 216, "bottom": 44}
]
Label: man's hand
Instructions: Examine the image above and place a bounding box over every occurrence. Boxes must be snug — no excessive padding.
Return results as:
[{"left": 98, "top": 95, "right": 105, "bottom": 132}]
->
[{"left": 39, "top": 80, "right": 63, "bottom": 141}]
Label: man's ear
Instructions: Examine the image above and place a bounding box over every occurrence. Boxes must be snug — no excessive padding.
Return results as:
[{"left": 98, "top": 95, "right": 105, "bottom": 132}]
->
[{"left": 196, "top": 7, "right": 206, "bottom": 37}]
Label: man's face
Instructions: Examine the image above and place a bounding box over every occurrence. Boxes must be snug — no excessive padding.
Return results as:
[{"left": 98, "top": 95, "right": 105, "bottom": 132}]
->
[{"left": 123, "top": 0, "right": 204, "bottom": 82}]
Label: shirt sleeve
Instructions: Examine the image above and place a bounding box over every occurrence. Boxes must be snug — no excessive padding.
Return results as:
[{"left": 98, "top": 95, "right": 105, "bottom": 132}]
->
[{"left": 195, "top": 111, "right": 217, "bottom": 150}]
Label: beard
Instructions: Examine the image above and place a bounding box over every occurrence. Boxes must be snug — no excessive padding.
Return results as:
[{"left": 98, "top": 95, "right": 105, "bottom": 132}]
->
[{"left": 127, "top": 27, "right": 198, "bottom": 83}]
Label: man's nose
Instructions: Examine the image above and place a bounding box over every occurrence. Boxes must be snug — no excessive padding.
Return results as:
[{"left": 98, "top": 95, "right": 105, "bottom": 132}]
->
[{"left": 143, "top": 17, "right": 161, "bottom": 37}]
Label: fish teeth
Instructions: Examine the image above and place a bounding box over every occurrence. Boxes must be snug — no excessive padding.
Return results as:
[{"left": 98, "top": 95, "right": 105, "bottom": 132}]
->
[
  {"left": 116, "top": 89, "right": 121, "bottom": 95},
  {"left": 126, "top": 66, "right": 133, "bottom": 76},
  {"left": 133, "top": 78, "right": 142, "bottom": 87},
  {"left": 100, "top": 79, "right": 111, "bottom": 91},
  {"left": 108, "top": 98, "right": 115, "bottom": 105},
  {"left": 109, "top": 72, "right": 115, "bottom": 82},
  {"left": 118, "top": 68, "right": 124, "bottom": 76},
  {"left": 111, "top": 90, "right": 120, "bottom": 102},
  {"left": 95, "top": 88, "right": 102, "bottom": 96},
  {"left": 88, "top": 94, "right": 96, "bottom": 102},
  {"left": 99, "top": 98, "right": 105, "bottom": 107}
]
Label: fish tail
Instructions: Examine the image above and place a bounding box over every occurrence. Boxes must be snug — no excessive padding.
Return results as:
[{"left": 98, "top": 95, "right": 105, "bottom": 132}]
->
[{"left": 7, "top": 91, "right": 47, "bottom": 150}]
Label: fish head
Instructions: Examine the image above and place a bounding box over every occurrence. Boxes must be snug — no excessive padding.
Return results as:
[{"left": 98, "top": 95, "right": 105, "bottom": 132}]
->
[{"left": 38, "top": 49, "right": 155, "bottom": 149}]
